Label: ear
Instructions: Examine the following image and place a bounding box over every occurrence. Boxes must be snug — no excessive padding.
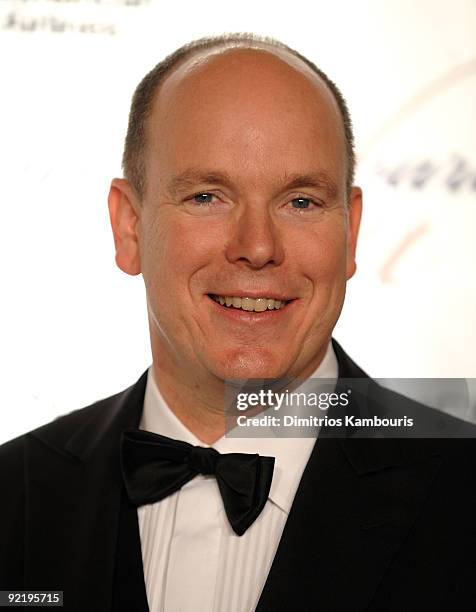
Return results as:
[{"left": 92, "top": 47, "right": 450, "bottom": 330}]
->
[
  {"left": 346, "top": 186, "right": 362, "bottom": 280},
  {"left": 108, "top": 178, "right": 142, "bottom": 275}
]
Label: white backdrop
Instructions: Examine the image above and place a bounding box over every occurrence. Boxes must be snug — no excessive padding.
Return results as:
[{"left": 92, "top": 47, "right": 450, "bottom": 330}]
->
[{"left": 1, "top": 0, "right": 475, "bottom": 443}]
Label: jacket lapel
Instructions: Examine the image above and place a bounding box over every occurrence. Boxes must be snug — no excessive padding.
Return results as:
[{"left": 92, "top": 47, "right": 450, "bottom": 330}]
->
[
  {"left": 111, "top": 485, "right": 150, "bottom": 611},
  {"left": 24, "top": 371, "right": 149, "bottom": 612},
  {"left": 257, "top": 340, "right": 443, "bottom": 611}
]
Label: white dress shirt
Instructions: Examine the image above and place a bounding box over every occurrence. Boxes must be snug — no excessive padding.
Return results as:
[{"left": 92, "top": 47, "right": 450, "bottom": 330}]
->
[{"left": 138, "top": 343, "right": 338, "bottom": 612}]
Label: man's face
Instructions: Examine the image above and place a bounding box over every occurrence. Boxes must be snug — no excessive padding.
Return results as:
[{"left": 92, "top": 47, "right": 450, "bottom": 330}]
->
[{"left": 113, "top": 48, "right": 361, "bottom": 385}]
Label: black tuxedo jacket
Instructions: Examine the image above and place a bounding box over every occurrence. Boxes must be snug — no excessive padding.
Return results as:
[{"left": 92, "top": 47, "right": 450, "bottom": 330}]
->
[{"left": 1, "top": 340, "right": 476, "bottom": 611}]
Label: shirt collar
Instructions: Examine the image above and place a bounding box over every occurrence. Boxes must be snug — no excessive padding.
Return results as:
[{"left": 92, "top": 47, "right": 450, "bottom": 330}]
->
[{"left": 140, "top": 341, "right": 338, "bottom": 515}]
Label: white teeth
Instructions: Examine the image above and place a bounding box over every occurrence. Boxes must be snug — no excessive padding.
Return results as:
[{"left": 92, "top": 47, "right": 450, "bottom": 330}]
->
[{"left": 212, "top": 295, "right": 288, "bottom": 312}]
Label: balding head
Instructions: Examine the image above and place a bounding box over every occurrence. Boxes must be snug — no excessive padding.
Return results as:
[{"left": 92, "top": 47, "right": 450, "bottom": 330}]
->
[{"left": 122, "top": 34, "right": 355, "bottom": 201}]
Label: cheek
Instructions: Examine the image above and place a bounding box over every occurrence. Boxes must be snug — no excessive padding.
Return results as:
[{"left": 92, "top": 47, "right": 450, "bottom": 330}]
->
[
  {"left": 294, "top": 223, "right": 348, "bottom": 285},
  {"left": 140, "top": 210, "right": 223, "bottom": 300}
]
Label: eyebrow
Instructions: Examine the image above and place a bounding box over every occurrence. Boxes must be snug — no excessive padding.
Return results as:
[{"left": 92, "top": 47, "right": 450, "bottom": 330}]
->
[
  {"left": 167, "top": 169, "right": 340, "bottom": 199},
  {"left": 280, "top": 172, "right": 339, "bottom": 199},
  {"left": 168, "top": 170, "right": 235, "bottom": 196}
]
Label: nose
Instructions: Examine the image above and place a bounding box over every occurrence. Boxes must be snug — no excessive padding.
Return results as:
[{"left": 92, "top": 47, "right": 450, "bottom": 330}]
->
[{"left": 225, "top": 203, "right": 285, "bottom": 269}]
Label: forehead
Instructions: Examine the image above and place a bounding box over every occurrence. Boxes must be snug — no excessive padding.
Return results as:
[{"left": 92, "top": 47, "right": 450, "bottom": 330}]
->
[
  {"left": 160, "top": 44, "right": 339, "bottom": 101},
  {"left": 146, "top": 46, "right": 346, "bottom": 189}
]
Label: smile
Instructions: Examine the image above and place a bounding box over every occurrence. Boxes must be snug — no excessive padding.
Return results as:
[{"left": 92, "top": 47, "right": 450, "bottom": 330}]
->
[{"left": 209, "top": 294, "right": 289, "bottom": 312}]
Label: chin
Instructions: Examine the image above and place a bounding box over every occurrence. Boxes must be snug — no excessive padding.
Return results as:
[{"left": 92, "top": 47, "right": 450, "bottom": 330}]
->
[{"left": 208, "top": 348, "right": 289, "bottom": 381}]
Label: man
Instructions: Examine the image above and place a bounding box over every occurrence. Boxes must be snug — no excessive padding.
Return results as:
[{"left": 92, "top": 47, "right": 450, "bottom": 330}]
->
[{"left": 1, "top": 34, "right": 475, "bottom": 611}]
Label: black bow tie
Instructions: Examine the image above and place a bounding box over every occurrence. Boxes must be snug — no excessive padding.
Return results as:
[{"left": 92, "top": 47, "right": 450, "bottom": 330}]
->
[{"left": 120, "top": 429, "right": 275, "bottom": 536}]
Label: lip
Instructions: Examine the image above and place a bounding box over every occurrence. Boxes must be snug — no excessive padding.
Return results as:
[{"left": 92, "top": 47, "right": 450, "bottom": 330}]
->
[
  {"left": 207, "top": 291, "right": 295, "bottom": 301},
  {"left": 206, "top": 294, "right": 298, "bottom": 322}
]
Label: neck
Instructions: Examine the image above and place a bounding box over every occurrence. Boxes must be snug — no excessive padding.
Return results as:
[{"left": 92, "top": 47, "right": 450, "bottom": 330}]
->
[
  {"left": 149, "top": 333, "right": 333, "bottom": 444},
  {"left": 151, "top": 355, "right": 228, "bottom": 444}
]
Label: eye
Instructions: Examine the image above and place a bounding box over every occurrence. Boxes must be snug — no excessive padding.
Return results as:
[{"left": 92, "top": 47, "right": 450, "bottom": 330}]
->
[
  {"left": 192, "top": 192, "right": 216, "bottom": 205},
  {"left": 183, "top": 191, "right": 232, "bottom": 216},
  {"left": 288, "top": 196, "right": 323, "bottom": 212},
  {"left": 291, "top": 197, "right": 312, "bottom": 209}
]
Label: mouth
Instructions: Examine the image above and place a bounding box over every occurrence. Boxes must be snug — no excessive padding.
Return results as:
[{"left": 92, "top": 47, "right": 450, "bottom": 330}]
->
[{"left": 207, "top": 293, "right": 292, "bottom": 313}]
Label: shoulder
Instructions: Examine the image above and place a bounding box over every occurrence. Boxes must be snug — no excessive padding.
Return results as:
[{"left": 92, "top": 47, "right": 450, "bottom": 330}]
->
[
  {"left": 0, "top": 375, "right": 144, "bottom": 588},
  {"left": 0, "top": 371, "right": 147, "bottom": 467},
  {"left": 333, "top": 338, "right": 476, "bottom": 441},
  {"left": 0, "top": 391, "right": 111, "bottom": 452},
  {"left": 0, "top": 398, "right": 108, "bottom": 492},
  {"left": 370, "top": 380, "right": 476, "bottom": 441}
]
